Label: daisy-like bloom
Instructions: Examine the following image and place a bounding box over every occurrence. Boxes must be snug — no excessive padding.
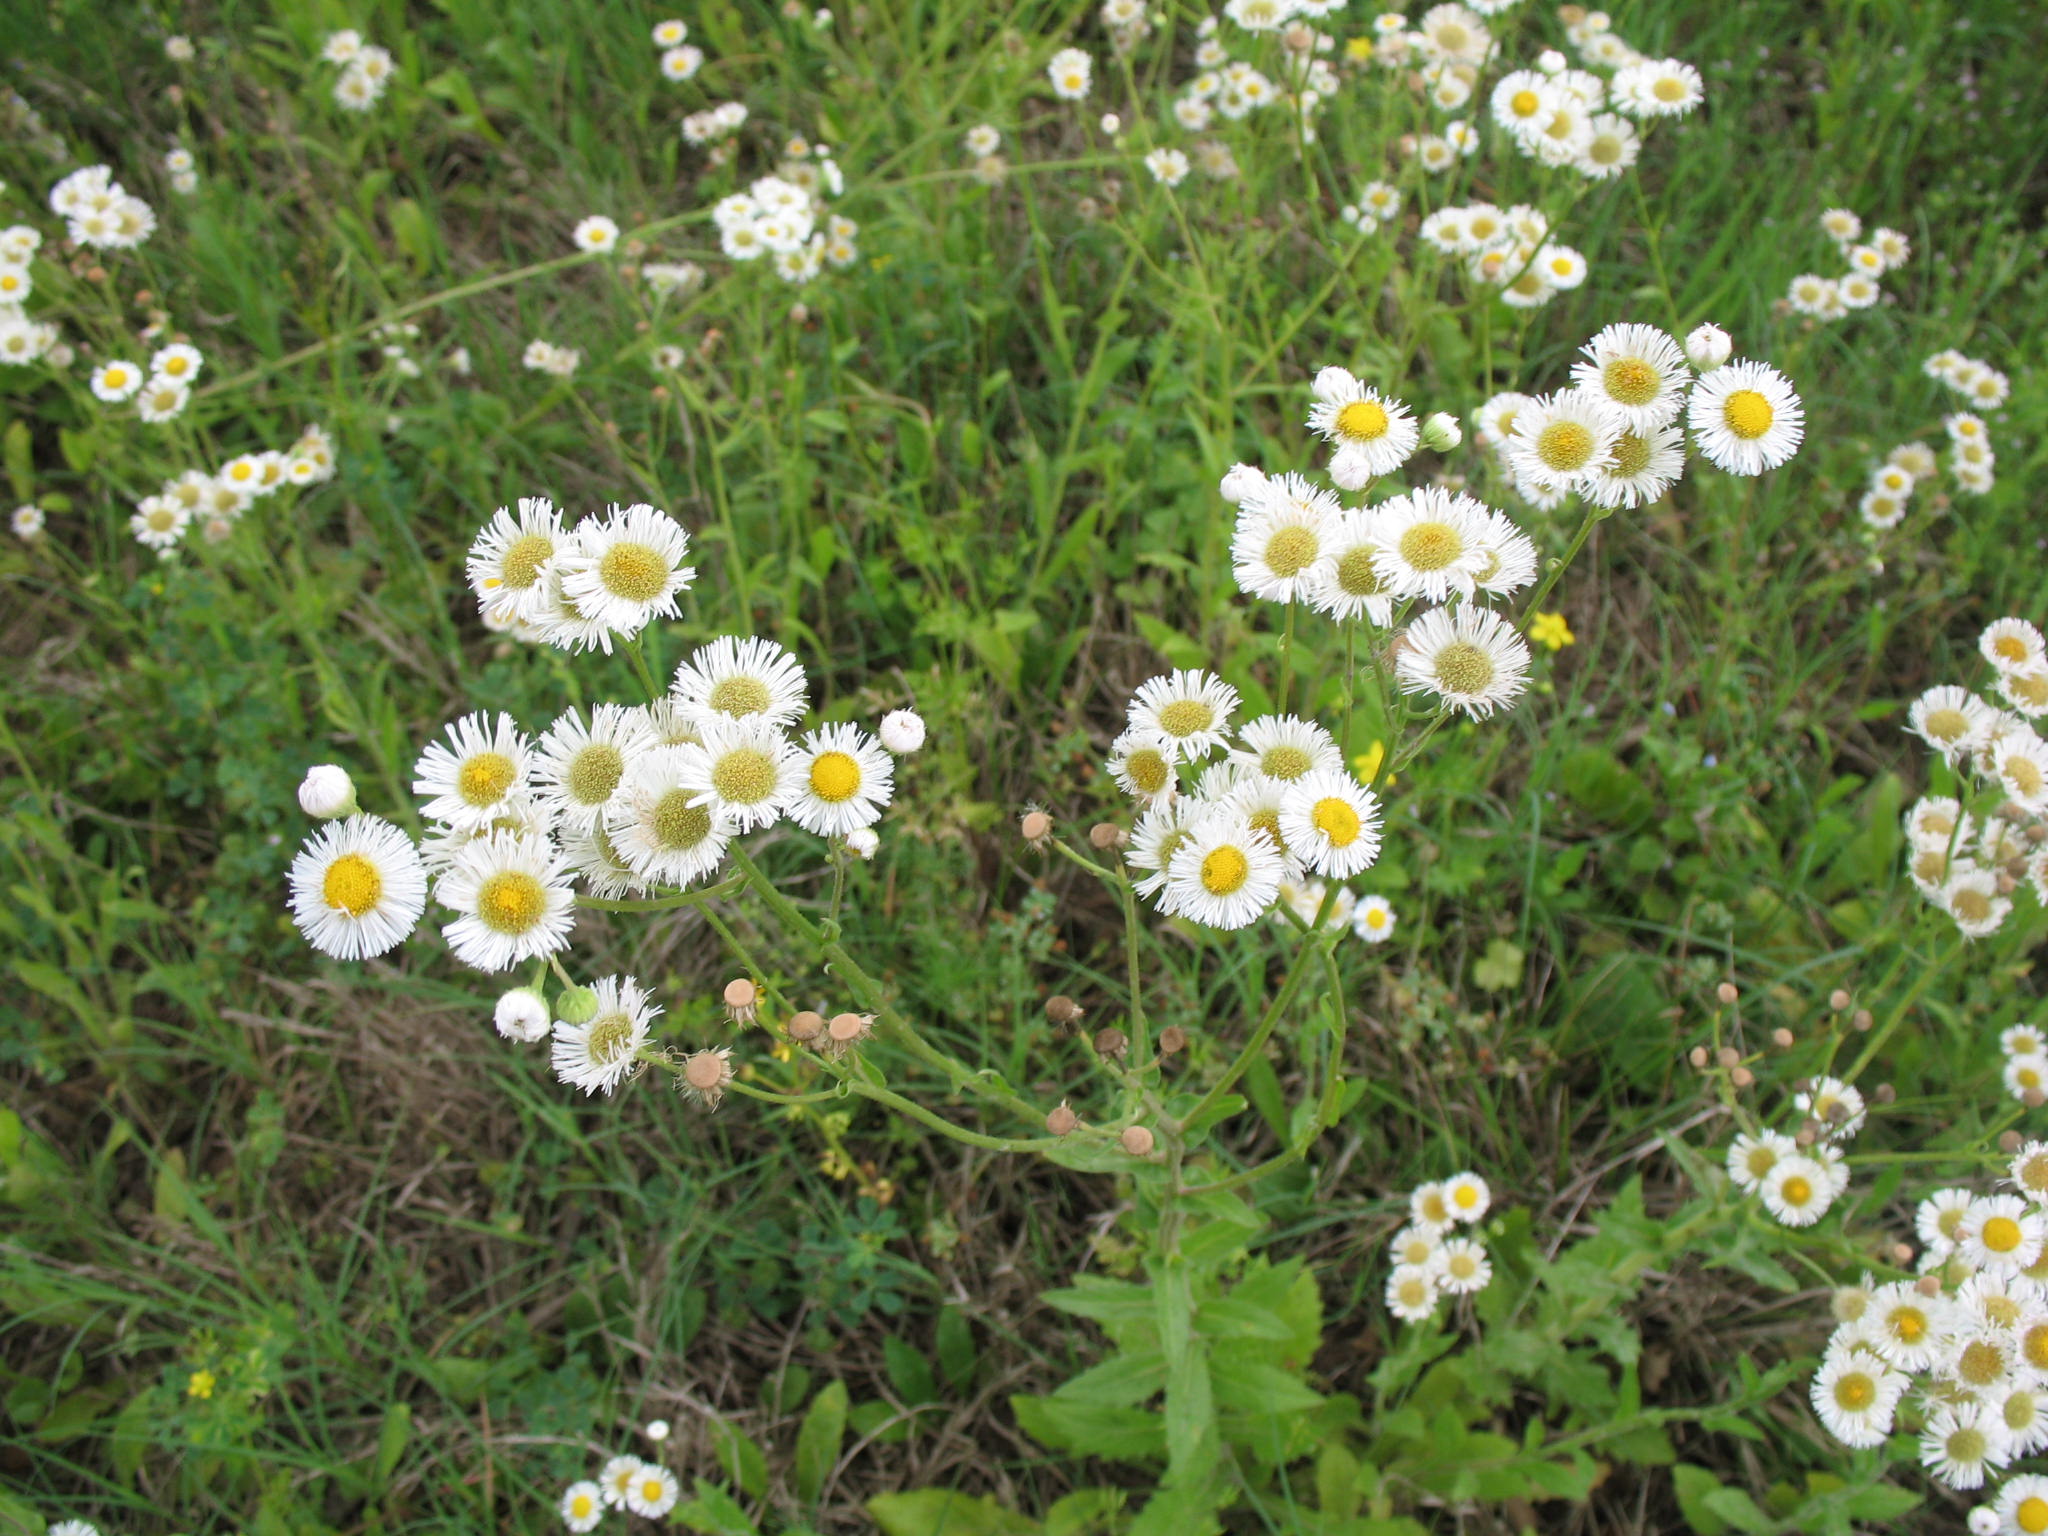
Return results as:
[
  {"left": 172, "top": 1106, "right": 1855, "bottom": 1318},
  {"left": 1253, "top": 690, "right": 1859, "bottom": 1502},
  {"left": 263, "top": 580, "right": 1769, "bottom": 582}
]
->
[
  {"left": 1107, "top": 727, "right": 1180, "bottom": 805},
  {"left": 560, "top": 821, "right": 650, "bottom": 900},
  {"left": 1415, "top": 3, "right": 1490, "bottom": 65},
  {"left": 1411, "top": 1181, "right": 1456, "bottom": 1229},
  {"left": 90, "top": 359, "right": 144, "bottom": 401},
  {"left": 1819, "top": 207, "right": 1862, "bottom": 244},
  {"left": 1353, "top": 893, "right": 1395, "bottom": 942},
  {"left": 1983, "top": 618, "right": 2047, "bottom": 673},
  {"left": 288, "top": 815, "right": 428, "bottom": 960},
  {"left": 437, "top": 829, "right": 576, "bottom": 972},
  {"left": 1388, "top": 1224, "right": 1444, "bottom": 1270},
  {"left": 1306, "top": 368, "right": 1419, "bottom": 488},
  {"left": 150, "top": 342, "right": 202, "bottom": 383},
  {"left": 1582, "top": 422, "right": 1685, "bottom": 511},
  {"left": 135, "top": 376, "right": 190, "bottom": 424},
  {"left": 1384, "top": 1263, "right": 1439, "bottom": 1323},
  {"left": 2008, "top": 1053, "right": 2048, "bottom": 1101},
  {"left": 555, "top": 502, "right": 695, "bottom": 636},
  {"left": 534, "top": 703, "right": 657, "bottom": 832},
  {"left": 1687, "top": 359, "right": 1803, "bottom": 476},
  {"left": 1163, "top": 810, "right": 1283, "bottom": 929},
  {"left": 1865, "top": 1280, "right": 1942, "bottom": 1371},
  {"left": 1490, "top": 70, "right": 1556, "bottom": 135},
  {"left": 651, "top": 18, "right": 688, "bottom": 45},
  {"left": 551, "top": 976, "right": 659, "bottom": 1096},
  {"left": 1922, "top": 1401, "right": 2012, "bottom": 1491},
  {"left": 1143, "top": 147, "right": 1190, "bottom": 188},
  {"left": 2004, "top": 668, "right": 2048, "bottom": 719},
  {"left": 964, "top": 124, "right": 1002, "bottom": 157},
  {"left": 1869, "top": 462, "right": 1915, "bottom": 500},
  {"left": 1570, "top": 323, "right": 1688, "bottom": 432},
  {"left": 1575, "top": 113, "right": 1639, "bottom": 177},
  {"left": 1370, "top": 487, "right": 1492, "bottom": 602},
  {"left": 322, "top": 28, "right": 364, "bottom": 62},
  {"left": 1908, "top": 684, "right": 1992, "bottom": 761},
  {"left": 607, "top": 746, "right": 737, "bottom": 886},
  {"left": 788, "top": 722, "right": 894, "bottom": 837},
  {"left": 1614, "top": 57, "right": 1704, "bottom": 117},
  {"left": 1795, "top": 1076, "right": 1867, "bottom": 1140},
  {"left": 1726, "top": 1129, "right": 1795, "bottom": 1195},
  {"left": 414, "top": 712, "right": 533, "bottom": 831},
  {"left": 1532, "top": 244, "right": 1588, "bottom": 289},
  {"left": 625, "top": 1464, "right": 681, "bottom": 1519},
  {"left": 1432, "top": 1236, "right": 1491, "bottom": 1294},
  {"left": 573, "top": 215, "right": 619, "bottom": 254},
  {"left": 0, "top": 263, "right": 30, "bottom": 304},
  {"left": 1809, "top": 1352, "right": 1907, "bottom": 1449},
  {"left": 1760, "top": 1154, "right": 1833, "bottom": 1227},
  {"left": 1223, "top": 772, "right": 1297, "bottom": 873},
  {"left": 1233, "top": 715, "right": 1342, "bottom": 785},
  {"left": 1997, "top": 1475, "right": 2048, "bottom": 1534},
  {"left": 465, "top": 497, "right": 565, "bottom": 625},
  {"left": 1785, "top": 273, "right": 1836, "bottom": 316},
  {"left": 48, "top": 1525, "right": 102, "bottom": 1536},
  {"left": 1129, "top": 669, "right": 1239, "bottom": 760},
  {"left": 672, "top": 635, "right": 811, "bottom": 731},
  {"left": 1309, "top": 506, "right": 1396, "bottom": 626},
  {"left": 1994, "top": 731, "right": 2048, "bottom": 812},
  {"left": 1279, "top": 769, "right": 1381, "bottom": 879},
  {"left": 1839, "top": 273, "right": 1881, "bottom": 310},
  {"left": 1919, "top": 1187, "right": 1977, "bottom": 1255},
  {"left": 1962, "top": 1195, "right": 2048, "bottom": 1274},
  {"left": 130, "top": 495, "right": 189, "bottom": 549},
  {"left": 1505, "top": 389, "right": 1624, "bottom": 493},
  {"left": 1128, "top": 798, "right": 1201, "bottom": 906},
  {"left": 1396, "top": 604, "right": 1531, "bottom": 720},
  {"left": 1442, "top": 1171, "right": 1490, "bottom": 1223},
  {"left": 672, "top": 715, "right": 800, "bottom": 832},
  {"left": 1232, "top": 474, "right": 1336, "bottom": 603},
  {"left": 1046, "top": 46, "right": 1092, "bottom": 99}
]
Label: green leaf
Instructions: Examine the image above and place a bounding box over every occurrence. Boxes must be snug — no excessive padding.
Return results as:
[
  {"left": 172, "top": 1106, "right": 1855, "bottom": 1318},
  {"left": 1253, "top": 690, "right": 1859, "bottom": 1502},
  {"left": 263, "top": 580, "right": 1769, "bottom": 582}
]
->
[
  {"left": 937, "top": 1307, "right": 975, "bottom": 1388},
  {"left": 676, "top": 1480, "right": 762, "bottom": 1536},
  {"left": 1700, "top": 1484, "right": 1774, "bottom": 1534},
  {"left": 1471, "top": 938, "right": 1525, "bottom": 992},
  {"left": 708, "top": 1420, "right": 769, "bottom": 1500},
  {"left": 885, "top": 1333, "right": 939, "bottom": 1405},
  {"left": 1840, "top": 1482, "right": 1920, "bottom": 1519},
  {"left": 794, "top": 1380, "right": 848, "bottom": 1504},
  {"left": 373, "top": 1402, "right": 412, "bottom": 1489},
  {"left": 865, "top": 1490, "right": 1039, "bottom": 1536},
  {"left": 1044, "top": 1487, "right": 1126, "bottom": 1536}
]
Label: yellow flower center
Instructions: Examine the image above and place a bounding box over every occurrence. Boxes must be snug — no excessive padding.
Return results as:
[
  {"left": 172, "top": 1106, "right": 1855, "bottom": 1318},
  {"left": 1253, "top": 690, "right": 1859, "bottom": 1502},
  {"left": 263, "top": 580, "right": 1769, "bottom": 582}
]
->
[
  {"left": 1124, "top": 747, "right": 1171, "bottom": 795},
  {"left": 1923, "top": 706, "right": 1969, "bottom": 742},
  {"left": 707, "top": 675, "right": 773, "bottom": 716},
  {"left": 1610, "top": 431, "right": 1652, "bottom": 477},
  {"left": 1261, "top": 745, "right": 1313, "bottom": 781},
  {"left": 1336, "top": 547, "right": 1385, "bottom": 597},
  {"left": 1419, "top": 1190, "right": 1448, "bottom": 1223},
  {"left": 1953, "top": 887, "right": 1993, "bottom": 923},
  {"left": 1399, "top": 521, "right": 1462, "bottom": 571},
  {"left": 229, "top": 461, "right": 253, "bottom": 480},
  {"left": 570, "top": 1495, "right": 595, "bottom": 1520},
  {"left": 652, "top": 789, "right": 712, "bottom": 849},
  {"left": 1959, "top": 1339, "right": 2004, "bottom": 1385},
  {"left": 477, "top": 871, "right": 545, "bottom": 934},
  {"left": 2020, "top": 1497, "right": 2048, "bottom": 1535},
  {"left": 1989, "top": 1294, "right": 2024, "bottom": 1326},
  {"left": 1264, "top": 525, "right": 1318, "bottom": 577},
  {"left": 105, "top": 366, "right": 128, "bottom": 388},
  {"left": 1779, "top": 1175, "right": 1812, "bottom": 1207},
  {"left": 1892, "top": 1306, "right": 1926, "bottom": 1343},
  {"left": 566, "top": 743, "right": 624, "bottom": 806},
  {"left": 640, "top": 1479, "right": 665, "bottom": 1503},
  {"left": 1588, "top": 133, "right": 1623, "bottom": 165},
  {"left": 586, "top": 1011, "right": 634, "bottom": 1062},
  {"left": 1722, "top": 390, "right": 1774, "bottom": 440},
  {"left": 1336, "top": 399, "right": 1390, "bottom": 442},
  {"left": 599, "top": 540, "right": 670, "bottom": 603},
  {"left": 1452, "top": 1184, "right": 1478, "bottom": 1209},
  {"left": 1602, "top": 358, "right": 1660, "bottom": 407},
  {"left": 1156, "top": 699, "right": 1214, "bottom": 739},
  {"left": 1435, "top": 21, "right": 1469, "bottom": 49},
  {"left": 710, "top": 747, "right": 780, "bottom": 804},
  {"left": 2010, "top": 1392, "right": 2039, "bottom": 1431},
  {"left": 1510, "top": 89, "right": 1539, "bottom": 116},
  {"left": 1832, "top": 1373, "right": 1874, "bottom": 1411},
  {"left": 1398, "top": 1277, "right": 1429, "bottom": 1308},
  {"left": 1247, "top": 808, "right": 1286, "bottom": 855},
  {"left": 1447, "top": 1252, "right": 1477, "bottom": 1280},
  {"left": 322, "top": 853, "right": 383, "bottom": 916},
  {"left": 1535, "top": 420, "right": 1595, "bottom": 471},
  {"left": 499, "top": 533, "right": 554, "bottom": 589},
  {"left": 1200, "top": 845, "right": 1249, "bottom": 896},
  {"left": 1312, "top": 796, "right": 1361, "bottom": 846},
  {"left": 1744, "top": 1144, "right": 1777, "bottom": 1179},
  {"left": 1984, "top": 1215, "right": 2025, "bottom": 1253},
  {"left": 1549, "top": 255, "right": 1576, "bottom": 277},
  {"left": 809, "top": 751, "right": 862, "bottom": 803},
  {"left": 2008, "top": 755, "right": 2046, "bottom": 797},
  {"left": 1365, "top": 908, "right": 1388, "bottom": 931},
  {"left": 459, "top": 752, "right": 518, "bottom": 807},
  {"left": 1652, "top": 75, "right": 1687, "bottom": 102},
  {"left": 1432, "top": 640, "right": 1495, "bottom": 696}
]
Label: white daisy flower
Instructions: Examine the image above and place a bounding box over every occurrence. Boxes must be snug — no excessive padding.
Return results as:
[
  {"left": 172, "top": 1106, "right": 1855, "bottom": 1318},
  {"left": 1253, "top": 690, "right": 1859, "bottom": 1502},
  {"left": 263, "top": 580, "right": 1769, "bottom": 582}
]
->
[
  {"left": 1224, "top": 773, "right": 1299, "bottom": 873},
  {"left": 435, "top": 828, "right": 577, "bottom": 972},
  {"left": 1570, "top": 323, "right": 1688, "bottom": 432},
  {"left": 674, "top": 715, "right": 801, "bottom": 832},
  {"left": 1308, "top": 507, "right": 1396, "bottom": 626},
  {"left": 1353, "top": 893, "right": 1395, "bottom": 942},
  {"left": 1992, "top": 732, "right": 2048, "bottom": 812},
  {"left": 1279, "top": 769, "right": 1382, "bottom": 878},
  {"left": 573, "top": 215, "right": 620, "bottom": 254},
  {"left": 1443, "top": 1171, "right": 1490, "bottom": 1222},
  {"left": 130, "top": 495, "right": 190, "bottom": 549},
  {"left": 1920, "top": 1400, "right": 2011, "bottom": 1491},
  {"left": 551, "top": 976, "right": 660, "bottom": 1096},
  {"left": 136, "top": 375, "right": 190, "bottom": 423},
  {"left": 1384, "top": 1263, "right": 1439, "bottom": 1322},
  {"left": 413, "top": 711, "right": 535, "bottom": 832},
  {"left": 651, "top": 18, "right": 688, "bottom": 46},
  {"left": 150, "top": 341, "right": 202, "bottom": 382},
  {"left": 1725, "top": 1129, "right": 1794, "bottom": 1195},
  {"left": 1615, "top": 57, "right": 1704, "bottom": 117},
  {"left": 1232, "top": 474, "right": 1337, "bottom": 603},
  {"left": 1995, "top": 1475, "right": 2048, "bottom": 1534},
  {"left": 1491, "top": 71, "right": 1556, "bottom": 134},
  {"left": 1795, "top": 1076, "right": 1866, "bottom": 1140},
  {"left": 554, "top": 502, "right": 696, "bottom": 635},
  {"left": 467, "top": 497, "right": 565, "bottom": 625},
  {"left": 1396, "top": 604, "right": 1531, "bottom": 719},
  {"left": 1370, "top": 486, "right": 1493, "bottom": 602},
  {"left": 1432, "top": 1236, "right": 1491, "bottom": 1294},
  {"left": 1047, "top": 46, "right": 1093, "bottom": 100},
  {"left": 1532, "top": 244, "right": 1588, "bottom": 288},
  {"left": 534, "top": 703, "right": 657, "bottom": 832},
  {"left": 1505, "top": 389, "right": 1624, "bottom": 493},
  {"left": 561, "top": 821, "right": 652, "bottom": 901},
  {"left": 287, "top": 815, "right": 428, "bottom": 960},
  {"left": 1983, "top": 618, "right": 2047, "bottom": 673},
  {"left": 672, "top": 635, "right": 810, "bottom": 729},
  {"left": 606, "top": 745, "right": 737, "bottom": 886},
  {"left": 1388, "top": 1224, "right": 1444, "bottom": 1270},
  {"left": 1107, "top": 727, "right": 1180, "bottom": 805},
  {"left": 561, "top": 1481, "right": 604, "bottom": 1532},
  {"left": 1469, "top": 509, "right": 1540, "bottom": 596},
  {"left": 1129, "top": 798, "right": 1201, "bottom": 906},
  {"left": 1687, "top": 359, "right": 1804, "bottom": 476},
  {"left": 1865, "top": 1280, "right": 1942, "bottom": 1371},
  {"left": 1128, "top": 669, "right": 1239, "bottom": 760},
  {"left": 1760, "top": 1153, "right": 1833, "bottom": 1227},
  {"left": 788, "top": 722, "right": 894, "bottom": 836},
  {"left": 1162, "top": 810, "right": 1283, "bottom": 929},
  {"left": 1809, "top": 1352, "right": 1907, "bottom": 1448},
  {"left": 90, "top": 359, "right": 144, "bottom": 401},
  {"left": 1415, "top": 1180, "right": 1460, "bottom": 1231},
  {"left": 1962, "top": 1195, "right": 2048, "bottom": 1274},
  {"left": 1575, "top": 113, "right": 1639, "bottom": 177},
  {"left": 1305, "top": 368, "right": 1419, "bottom": 487},
  {"left": 625, "top": 1464, "right": 681, "bottom": 1519},
  {"left": 1908, "top": 684, "right": 1992, "bottom": 761},
  {"left": 2009, "top": 1053, "right": 2048, "bottom": 1101},
  {"left": 1231, "top": 715, "right": 1342, "bottom": 784}
]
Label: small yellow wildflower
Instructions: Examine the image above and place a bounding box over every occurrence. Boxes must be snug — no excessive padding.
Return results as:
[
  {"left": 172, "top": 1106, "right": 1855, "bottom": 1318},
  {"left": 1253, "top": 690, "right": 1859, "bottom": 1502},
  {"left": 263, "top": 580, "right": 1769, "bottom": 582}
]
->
[
  {"left": 1345, "top": 36, "right": 1374, "bottom": 61},
  {"left": 1528, "top": 612, "right": 1575, "bottom": 651},
  {"left": 1350, "top": 741, "right": 1396, "bottom": 787},
  {"left": 186, "top": 1369, "right": 216, "bottom": 1400}
]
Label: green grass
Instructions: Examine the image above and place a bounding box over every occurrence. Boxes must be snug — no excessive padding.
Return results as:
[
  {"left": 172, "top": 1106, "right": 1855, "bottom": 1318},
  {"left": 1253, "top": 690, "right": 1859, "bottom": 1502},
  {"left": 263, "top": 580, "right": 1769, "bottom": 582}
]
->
[{"left": 3, "top": 0, "right": 2047, "bottom": 1531}]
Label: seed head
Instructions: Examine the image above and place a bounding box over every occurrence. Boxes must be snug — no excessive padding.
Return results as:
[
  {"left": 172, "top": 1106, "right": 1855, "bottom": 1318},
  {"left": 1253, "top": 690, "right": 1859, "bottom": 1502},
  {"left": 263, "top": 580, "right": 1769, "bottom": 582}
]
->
[
  {"left": 1119, "top": 1125, "right": 1155, "bottom": 1157},
  {"left": 1045, "top": 995, "right": 1084, "bottom": 1026},
  {"left": 1019, "top": 809, "right": 1054, "bottom": 847},
  {"left": 1159, "top": 1025, "right": 1188, "bottom": 1055},
  {"left": 1715, "top": 982, "right": 1739, "bottom": 1005},
  {"left": 786, "top": 1010, "right": 824, "bottom": 1043},
  {"left": 1046, "top": 1103, "right": 1079, "bottom": 1136},
  {"left": 1828, "top": 989, "right": 1852, "bottom": 1011},
  {"left": 827, "top": 1012, "right": 871, "bottom": 1054},
  {"left": 1094, "top": 1028, "right": 1127, "bottom": 1059},
  {"left": 681, "top": 1048, "right": 734, "bottom": 1108},
  {"left": 1089, "top": 821, "right": 1127, "bottom": 850},
  {"left": 723, "top": 977, "right": 760, "bottom": 1023}
]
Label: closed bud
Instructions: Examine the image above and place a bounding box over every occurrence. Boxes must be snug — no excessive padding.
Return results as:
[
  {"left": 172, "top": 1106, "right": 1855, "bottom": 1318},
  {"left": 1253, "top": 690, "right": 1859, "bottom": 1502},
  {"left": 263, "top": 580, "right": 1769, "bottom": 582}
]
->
[
  {"left": 1045, "top": 995, "right": 1084, "bottom": 1026},
  {"left": 1730, "top": 1066, "right": 1754, "bottom": 1088},
  {"left": 1046, "top": 1102, "right": 1079, "bottom": 1136},
  {"left": 1419, "top": 411, "right": 1462, "bottom": 452},
  {"left": 1715, "top": 1046, "right": 1740, "bottom": 1068},
  {"left": 1716, "top": 981, "right": 1739, "bottom": 1004},
  {"left": 1688, "top": 1046, "right": 1709, "bottom": 1068},
  {"left": 1094, "top": 1027, "right": 1127, "bottom": 1059},
  {"left": 2003, "top": 1130, "right": 2027, "bottom": 1153},
  {"left": 1916, "top": 1275, "right": 1942, "bottom": 1297},
  {"left": 297, "top": 763, "right": 357, "bottom": 819},
  {"left": 1089, "top": 821, "right": 1127, "bottom": 850},
  {"left": 1891, "top": 1242, "right": 1913, "bottom": 1266},
  {"left": 1771, "top": 1027, "right": 1794, "bottom": 1048},
  {"left": 1872, "top": 1083, "right": 1896, "bottom": 1105},
  {"left": 1119, "top": 1125, "right": 1155, "bottom": 1156},
  {"left": 1685, "top": 322, "right": 1733, "bottom": 372},
  {"left": 2031, "top": 1089, "right": 2048, "bottom": 1109},
  {"left": 786, "top": 1010, "right": 824, "bottom": 1043},
  {"left": 1159, "top": 1025, "right": 1188, "bottom": 1054},
  {"left": 1852, "top": 1009, "right": 1873, "bottom": 1031},
  {"left": 556, "top": 986, "right": 599, "bottom": 1024},
  {"left": 1828, "top": 989, "right": 1851, "bottom": 1011}
]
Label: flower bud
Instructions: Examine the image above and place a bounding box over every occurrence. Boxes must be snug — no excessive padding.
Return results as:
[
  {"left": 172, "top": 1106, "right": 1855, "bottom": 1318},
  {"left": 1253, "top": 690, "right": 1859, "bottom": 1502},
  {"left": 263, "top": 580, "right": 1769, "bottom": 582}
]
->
[
  {"left": 1770, "top": 1027, "right": 1793, "bottom": 1048},
  {"left": 1715, "top": 981, "right": 1739, "bottom": 1004},
  {"left": 1828, "top": 988, "right": 1851, "bottom": 1011},
  {"left": 1046, "top": 1102, "right": 1079, "bottom": 1136},
  {"left": 1099, "top": 113, "right": 1121, "bottom": 135},
  {"left": 878, "top": 709, "right": 926, "bottom": 753},
  {"left": 1120, "top": 1125, "right": 1155, "bottom": 1156},
  {"left": 556, "top": 986, "right": 599, "bottom": 1024},
  {"left": 298, "top": 764, "right": 357, "bottom": 819},
  {"left": 1045, "top": 995, "right": 1084, "bottom": 1026},
  {"left": 1715, "top": 1045, "right": 1739, "bottom": 1068},
  {"left": 1730, "top": 1066, "right": 1753, "bottom": 1088},
  {"left": 1218, "top": 462, "right": 1268, "bottom": 505},
  {"left": 494, "top": 987, "right": 551, "bottom": 1043},
  {"left": 1852, "top": 1009, "right": 1873, "bottom": 1031},
  {"left": 1419, "top": 411, "right": 1462, "bottom": 451},
  {"left": 845, "top": 827, "right": 879, "bottom": 859},
  {"left": 786, "top": 1010, "right": 824, "bottom": 1043},
  {"left": 1089, "top": 821, "right": 1127, "bottom": 850},
  {"left": 1094, "top": 1027, "right": 1127, "bottom": 1059},
  {"left": 1685, "top": 323, "right": 1732, "bottom": 371},
  {"left": 1159, "top": 1025, "right": 1188, "bottom": 1054}
]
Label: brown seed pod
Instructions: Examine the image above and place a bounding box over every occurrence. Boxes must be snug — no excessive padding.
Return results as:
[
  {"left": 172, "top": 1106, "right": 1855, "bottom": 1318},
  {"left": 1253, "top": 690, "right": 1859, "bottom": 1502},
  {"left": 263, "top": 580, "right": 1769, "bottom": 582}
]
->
[
  {"left": 1045, "top": 995, "right": 1084, "bottom": 1027},
  {"left": 1046, "top": 1103, "right": 1079, "bottom": 1136},
  {"left": 1771, "top": 1028, "right": 1794, "bottom": 1048},
  {"left": 1019, "top": 810, "right": 1053, "bottom": 845},
  {"left": 1159, "top": 1026, "right": 1188, "bottom": 1055},
  {"left": 1119, "top": 1125, "right": 1155, "bottom": 1157},
  {"left": 1829, "top": 989, "right": 1852, "bottom": 1011},
  {"left": 723, "top": 977, "right": 760, "bottom": 1023},
  {"left": 786, "top": 1010, "right": 824, "bottom": 1043},
  {"left": 1089, "top": 822, "right": 1127, "bottom": 850},
  {"left": 1094, "top": 1028, "right": 1128, "bottom": 1059},
  {"left": 1716, "top": 982, "right": 1739, "bottom": 1005}
]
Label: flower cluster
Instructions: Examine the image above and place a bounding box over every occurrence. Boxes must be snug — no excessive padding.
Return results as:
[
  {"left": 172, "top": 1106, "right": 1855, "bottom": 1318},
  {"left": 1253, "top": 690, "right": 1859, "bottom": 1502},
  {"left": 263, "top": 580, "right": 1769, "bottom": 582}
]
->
[
  {"left": 1383, "top": 1171, "right": 1496, "bottom": 1323},
  {"left": 1725, "top": 1075, "right": 1861, "bottom": 1230},
  {"left": 1786, "top": 207, "right": 1913, "bottom": 320},
  {"left": 93, "top": 339, "right": 203, "bottom": 425},
  {"left": 710, "top": 163, "right": 856, "bottom": 284},
  {"left": 1418, "top": 201, "right": 1585, "bottom": 310},
  {"left": 130, "top": 425, "right": 338, "bottom": 552},
  {"left": 1047, "top": 46, "right": 1094, "bottom": 101},
  {"left": 561, "top": 1450, "right": 682, "bottom": 1532},
  {"left": 1807, "top": 1156, "right": 2048, "bottom": 1520},
  {"left": 1274, "top": 878, "right": 1397, "bottom": 944},
  {"left": 319, "top": 29, "right": 397, "bottom": 111},
  {"left": 1928, "top": 348, "right": 2014, "bottom": 416},
  {"left": 650, "top": 18, "right": 704, "bottom": 82},
  {"left": 522, "top": 338, "right": 582, "bottom": 377},
  {"left": 50, "top": 165, "right": 156, "bottom": 250},
  {"left": 164, "top": 146, "right": 198, "bottom": 196},
  {"left": 1902, "top": 617, "right": 2048, "bottom": 942},
  {"left": 1861, "top": 410, "right": 1996, "bottom": 529},
  {"left": 682, "top": 100, "right": 748, "bottom": 147}
]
